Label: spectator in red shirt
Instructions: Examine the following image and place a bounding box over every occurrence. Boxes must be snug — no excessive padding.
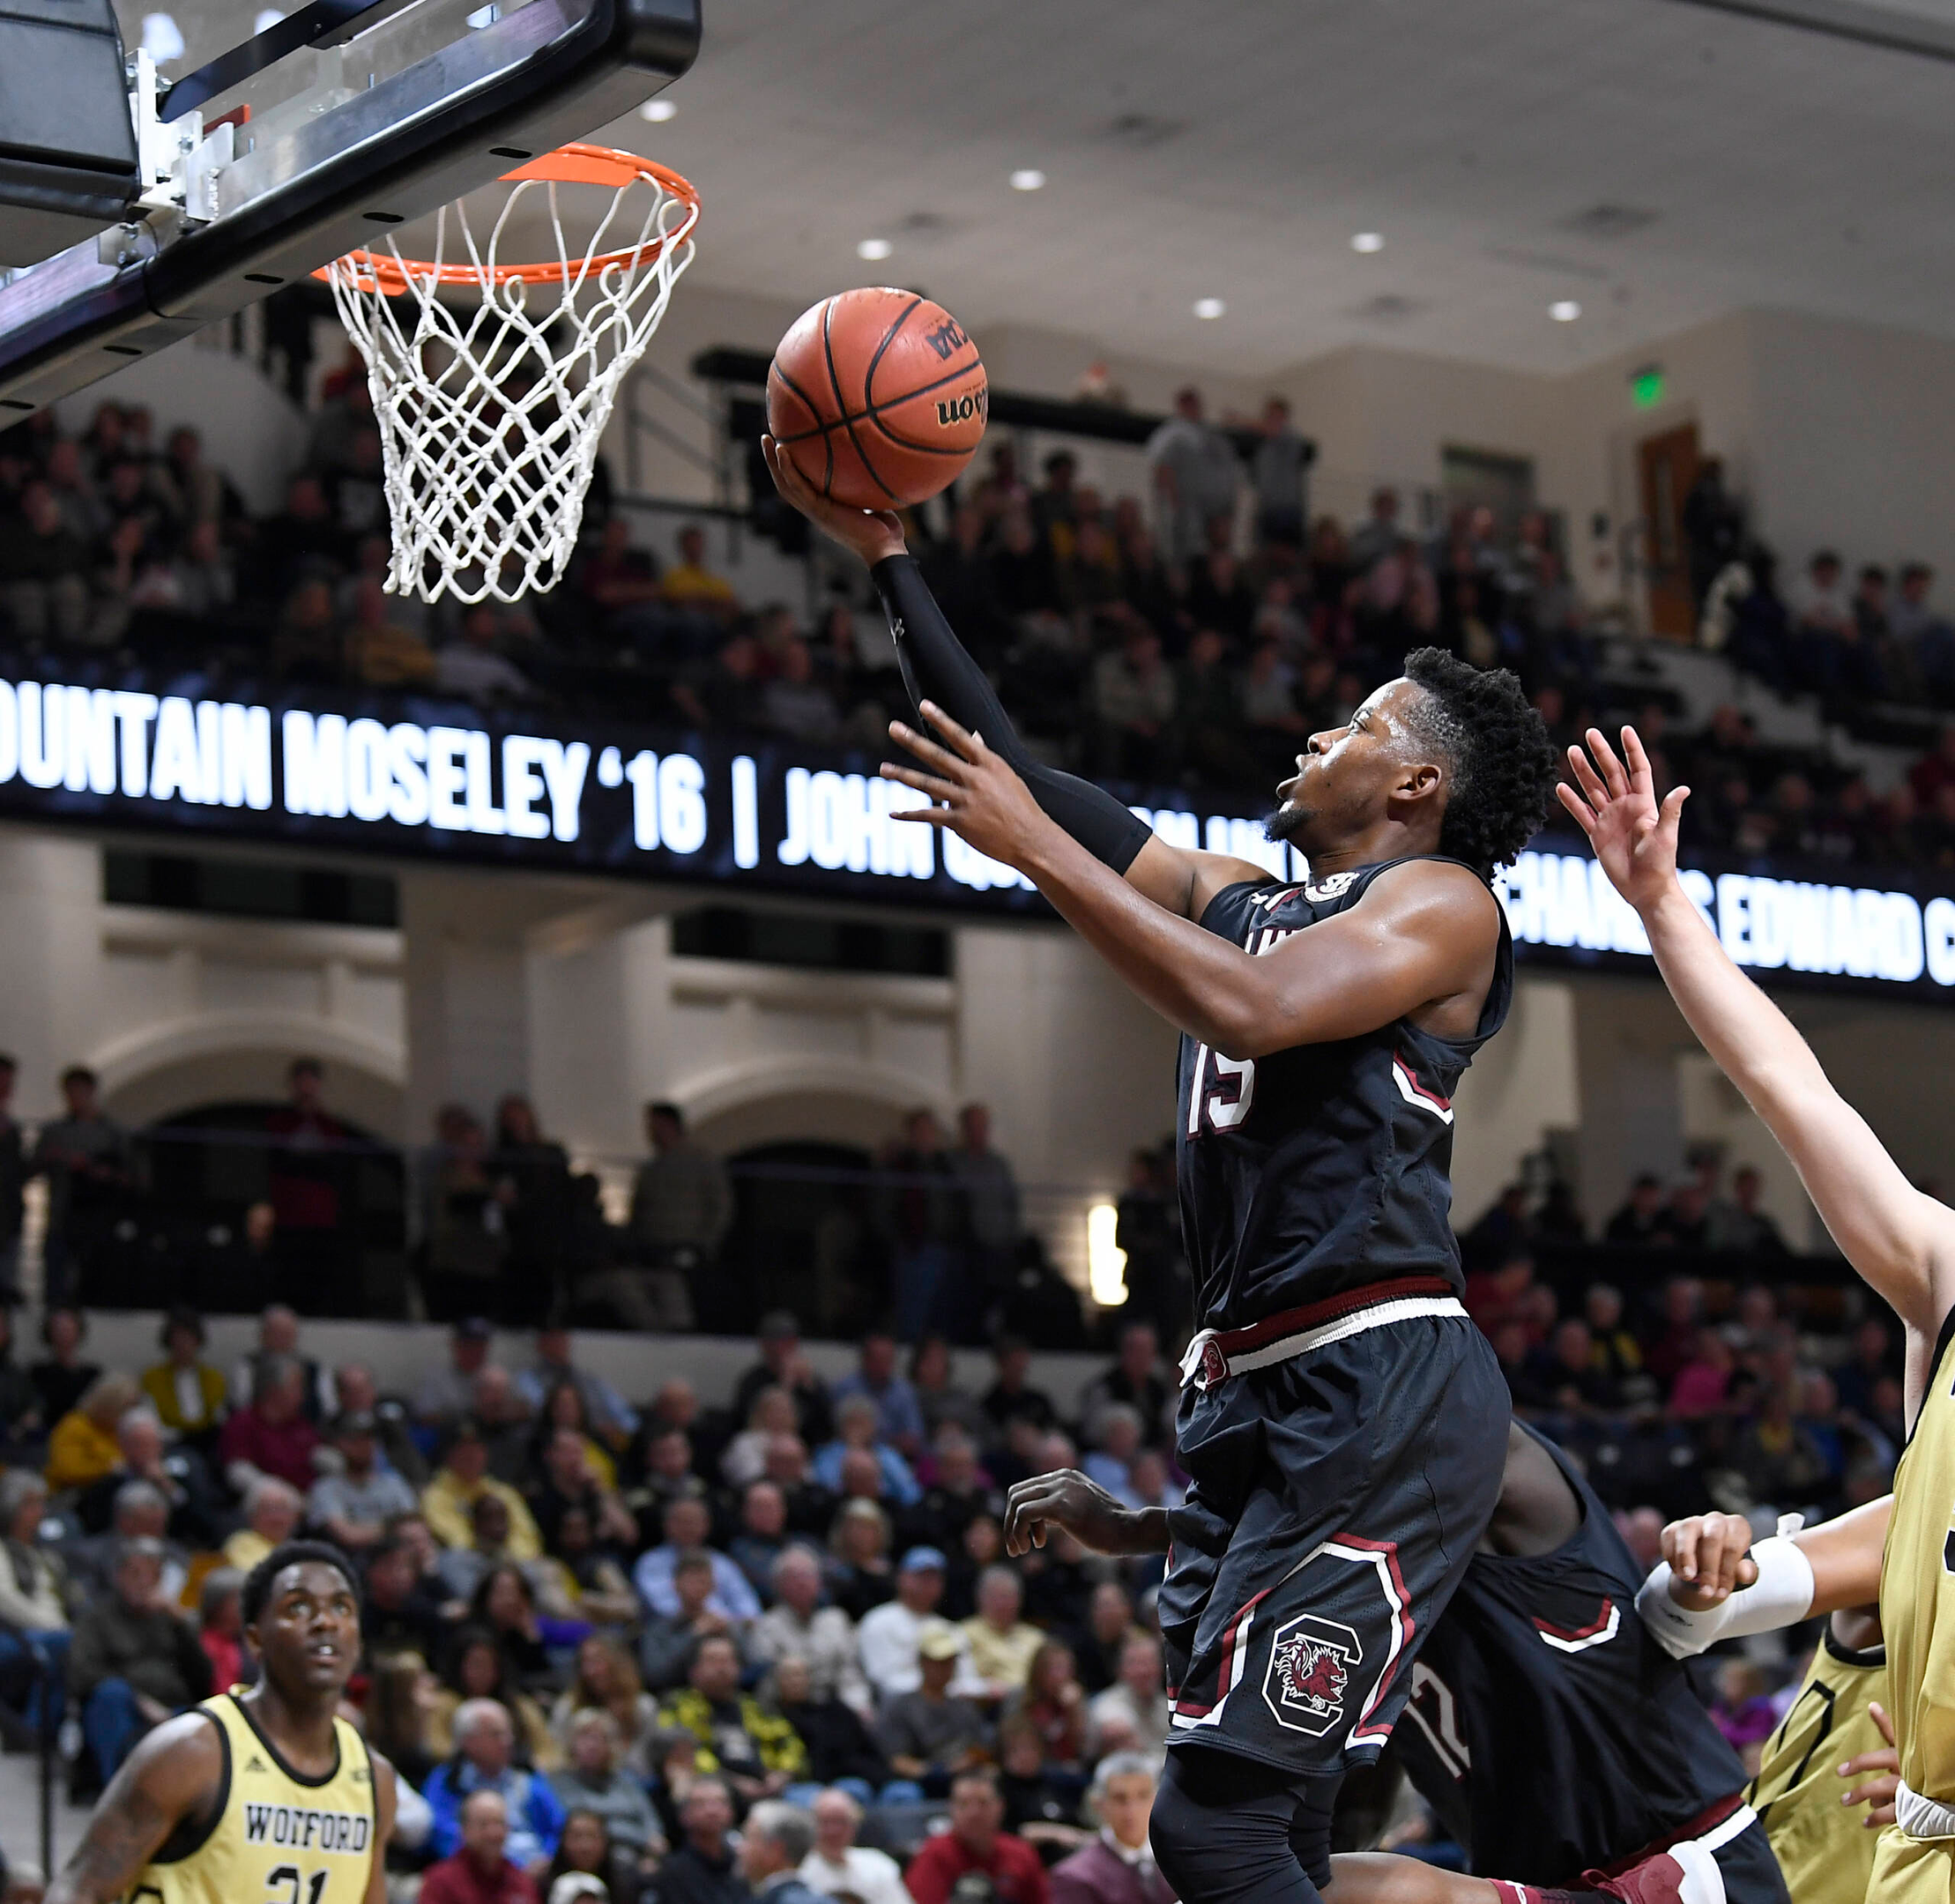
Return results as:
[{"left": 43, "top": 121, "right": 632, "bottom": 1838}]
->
[
  {"left": 907, "top": 1767, "right": 1051, "bottom": 1904},
  {"left": 420, "top": 1789, "right": 541, "bottom": 1904},
  {"left": 265, "top": 1056, "right": 348, "bottom": 1231},
  {"left": 216, "top": 1353, "right": 320, "bottom": 1496}
]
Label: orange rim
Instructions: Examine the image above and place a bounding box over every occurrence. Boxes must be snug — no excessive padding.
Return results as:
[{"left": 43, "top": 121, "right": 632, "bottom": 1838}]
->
[{"left": 314, "top": 143, "right": 700, "bottom": 294}]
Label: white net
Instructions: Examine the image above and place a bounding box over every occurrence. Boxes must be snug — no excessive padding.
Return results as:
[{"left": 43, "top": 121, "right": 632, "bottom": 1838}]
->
[{"left": 322, "top": 147, "right": 699, "bottom": 605}]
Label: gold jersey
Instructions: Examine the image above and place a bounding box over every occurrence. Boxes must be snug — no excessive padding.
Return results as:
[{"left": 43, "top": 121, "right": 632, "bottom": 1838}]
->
[
  {"left": 125, "top": 1692, "right": 376, "bottom": 1904},
  {"left": 1748, "top": 1630, "right": 1887, "bottom": 1904}
]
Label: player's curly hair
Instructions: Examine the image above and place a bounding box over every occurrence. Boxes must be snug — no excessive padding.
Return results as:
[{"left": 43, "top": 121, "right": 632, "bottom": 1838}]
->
[
  {"left": 240, "top": 1538, "right": 361, "bottom": 1630},
  {"left": 1401, "top": 647, "right": 1557, "bottom": 881}
]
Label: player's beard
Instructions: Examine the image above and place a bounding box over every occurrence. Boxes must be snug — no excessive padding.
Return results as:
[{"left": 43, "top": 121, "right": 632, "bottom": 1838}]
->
[{"left": 1264, "top": 800, "right": 1311, "bottom": 846}]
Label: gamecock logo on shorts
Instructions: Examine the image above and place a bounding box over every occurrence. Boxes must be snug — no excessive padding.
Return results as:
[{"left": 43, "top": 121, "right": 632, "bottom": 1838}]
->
[{"left": 1263, "top": 1614, "right": 1363, "bottom": 1736}]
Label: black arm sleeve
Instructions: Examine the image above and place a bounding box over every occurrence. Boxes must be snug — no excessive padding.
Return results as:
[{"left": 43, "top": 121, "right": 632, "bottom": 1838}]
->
[{"left": 871, "top": 554, "right": 1153, "bottom": 874}]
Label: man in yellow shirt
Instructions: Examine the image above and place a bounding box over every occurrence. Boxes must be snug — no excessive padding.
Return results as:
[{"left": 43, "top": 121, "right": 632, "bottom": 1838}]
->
[
  {"left": 659, "top": 524, "right": 738, "bottom": 620},
  {"left": 959, "top": 1566, "right": 1044, "bottom": 1702},
  {"left": 420, "top": 1420, "right": 541, "bottom": 1559}
]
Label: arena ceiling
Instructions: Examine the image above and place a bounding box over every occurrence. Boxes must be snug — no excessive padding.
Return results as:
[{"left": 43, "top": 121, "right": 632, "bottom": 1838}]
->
[{"left": 584, "top": 0, "right": 1955, "bottom": 376}]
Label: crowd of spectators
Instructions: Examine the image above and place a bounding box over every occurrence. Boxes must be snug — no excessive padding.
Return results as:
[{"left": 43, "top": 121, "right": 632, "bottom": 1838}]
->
[{"left": 0, "top": 1301, "right": 1208, "bottom": 1904}]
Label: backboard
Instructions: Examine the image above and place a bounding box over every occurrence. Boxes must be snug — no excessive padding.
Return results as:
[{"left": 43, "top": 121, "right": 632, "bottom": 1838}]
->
[{"left": 0, "top": 0, "right": 698, "bottom": 414}]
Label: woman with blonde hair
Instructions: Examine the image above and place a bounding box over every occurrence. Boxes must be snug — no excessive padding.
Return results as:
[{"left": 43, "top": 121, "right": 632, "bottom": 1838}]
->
[
  {"left": 825, "top": 1498, "right": 894, "bottom": 1622},
  {"left": 551, "top": 1633, "right": 661, "bottom": 1779},
  {"left": 43, "top": 1372, "right": 139, "bottom": 1493}
]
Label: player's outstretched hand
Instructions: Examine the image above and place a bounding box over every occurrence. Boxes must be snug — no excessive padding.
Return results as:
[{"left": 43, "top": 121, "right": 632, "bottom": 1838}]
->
[
  {"left": 1557, "top": 725, "right": 1690, "bottom": 916},
  {"left": 759, "top": 434, "right": 907, "bottom": 568},
  {"left": 1840, "top": 1701, "right": 1900, "bottom": 1826},
  {"left": 1004, "top": 1469, "right": 1154, "bottom": 1558},
  {"left": 1661, "top": 1510, "right": 1758, "bottom": 1610},
  {"left": 881, "top": 701, "right": 1052, "bottom": 868}
]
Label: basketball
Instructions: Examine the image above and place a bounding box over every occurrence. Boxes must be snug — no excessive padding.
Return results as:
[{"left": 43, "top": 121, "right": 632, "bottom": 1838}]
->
[{"left": 766, "top": 286, "right": 987, "bottom": 510}]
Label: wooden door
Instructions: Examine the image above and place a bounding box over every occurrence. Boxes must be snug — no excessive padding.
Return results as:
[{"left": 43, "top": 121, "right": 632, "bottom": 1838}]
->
[{"left": 1638, "top": 423, "right": 1699, "bottom": 640}]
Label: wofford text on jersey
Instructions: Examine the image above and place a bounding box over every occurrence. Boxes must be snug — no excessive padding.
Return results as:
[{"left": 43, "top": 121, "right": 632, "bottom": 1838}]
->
[{"left": 242, "top": 1804, "right": 373, "bottom": 1853}]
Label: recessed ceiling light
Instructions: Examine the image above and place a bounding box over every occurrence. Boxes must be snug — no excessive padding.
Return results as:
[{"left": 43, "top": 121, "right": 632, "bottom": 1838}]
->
[
  {"left": 1549, "top": 300, "right": 1582, "bottom": 322},
  {"left": 639, "top": 98, "right": 677, "bottom": 123},
  {"left": 1193, "top": 297, "right": 1226, "bottom": 320},
  {"left": 140, "top": 11, "right": 185, "bottom": 59},
  {"left": 1350, "top": 232, "right": 1385, "bottom": 254},
  {"left": 857, "top": 238, "right": 894, "bottom": 262},
  {"left": 253, "top": 7, "right": 284, "bottom": 27},
  {"left": 1009, "top": 168, "right": 1046, "bottom": 192}
]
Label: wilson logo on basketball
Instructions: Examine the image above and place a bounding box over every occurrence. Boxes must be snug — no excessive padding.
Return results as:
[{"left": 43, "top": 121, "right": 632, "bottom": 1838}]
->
[
  {"left": 922, "top": 317, "right": 969, "bottom": 360},
  {"left": 935, "top": 390, "right": 987, "bottom": 429}
]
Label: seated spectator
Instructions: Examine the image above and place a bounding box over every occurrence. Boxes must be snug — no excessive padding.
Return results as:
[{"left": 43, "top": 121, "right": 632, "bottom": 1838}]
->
[
  {"left": 361, "top": 1530, "right": 449, "bottom": 1665},
  {"left": 1089, "top": 624, "right": 1176, "bottom": 779},
  {"left": 552, "top": 1634, "right": 662, "bottom": 1780},
  {"left": 419, "top": 1789, "right": 542, "bottom": 1904},
  {"left": 1706, "top": 1164, "right": 1788, "bottom": 1253},
  {"left": 311, "top": 1409, "right": 420, "bottom": 1553},
  {"left": 45, "top": 1373, "right": 140, "bottom": 1495},
  {"left": 960, "top": 1567, "right": 1043, "bottom": 1702},
  {"left": 549, "top": 1808, "right": 628, "bottom": 1904},
  {"left": 982, "top": 1338, "right": 1057, "bottom": 1437},
  {"left": 724, "top": 1388, "right": 801, "bottom": 1490},
  {"left": 750, "top": 1546, "right": 868, "bottom": 1714},
  {"left": 218, "top": 1354, "right": 321, "bottom": 1496},
  {"left": 831, "top": 1332, "right": 926, "bottom": 1459},
  {"left": 995, "top": 1718, "right": 1088, "bottom": 1853},
  {"left": 415, "top": 1319, "right": 499, "bottom": 1429},
  {"left": 67, "top": 1537, "right": 212, "bottom": 1789},
  {"left": 1067, "top": 1582, "right": 1143, "bottom": 1696},
  {"left": 139, "top": 1307, "right": 227, "bottom": 1446},
  {"left": 1669, "top": 1328, "right": 1737, "bottom": 1420},
  {"left": 1083, "top": 1635, "right": 1167, "bottom": 1757},
  {"left": 728, "top": 1481, "right": 792, "bottom": 1605},
  {"left": 657, "top": 1633, "right": 808, "bottom": 1802},
  {"left": 29, "top": 1308, "right": 100, "bottom": 1429},
  {"left": 1835, "top": 1317, "right": 1900, "bottom": 1418},
  {"left": 0, "top": 1471, "right": 72, "bottom": 1721},
  {"left": 905, "top": 1766, "right": 1049, "bottom": 1904},
  {"left": 1602, "top": 1173, "right": 1668, "bottom": 1247},
  {"left": 801, "top": 1787, "right": 910, "bottom": 1904},
  {"left": 75, "top": 1402, "right": 223, "bottom": 1546},
  {"left": 1582, "top": 1283, "right": 1645, "bottom": 1393},
  {"left": 470, "top": 1563, "right": 554, "bottom": 1691},
  {"left": 1005, "top": 1640, "right": 1087, "bottom": 1768},
  {"left": 1048, "top": 1753, "right": 1172, "bottom": 1904},
  {"left": 1080, "top": 1407, "right": 1144, "bottom": 1509},
  {"left": 437, "top": 607, "right": 536, "bottom": 705},
  {"left": 910, "top": 1427, "right": 995, "bottom": 1553},
  {"left": 859, "top": 1546, "right": 958, "bottom": 1703},
  {"left": 0, "top": 480, "right": 92, "bottom": 644},
  {"left": 659, "top": 524, "right": 739, "bottom": 619},
  {"left": 1078, "top": 1324, "right": 1171, "bottom": 1450},
  {"left": 69, "top": 1480, "right": 190, "bottom": 1607},
  {"left": 548, "top": 1709, "right": 665, "bottom": 1874},
  {"left": 1642, "top": 1277, "right": 1704, "bottom": 1387},
  {"left": 640, "top": 1550, "right": 741, "bottom": 1692},
  {"left": 876, "top": 1627, "right": 989, "bottom": 1791},
  {"left": 431, "top": 1629, "right": 561, "bottom": 1771},
  {"left": 737, "top": 1799, "right": 824, "bottom": 1904},
  {"left": 428, "top": 1692, "right": 569, "bottom": 1871},
  {"left": 529, "top": 1424, "right": 636, "bottom": 1553},
  {"left": 344, "top": 575, "right": 437, "bottom": 685},
  {"left": 424, "top": 1420, "right": 545, "bottom": 1561},
  {"left": 911, "top": 1336, "right": 989, "bottom": 1447},
  {"left": 222, "top": 1476, "right": 302, "bottom": 1573},
  {"left": 517, "top": 1328, "right": 638, "bottom": 1449},
  {"left": 769, "top": 1652, "right": 892, "bottom": 1795},
  {"left": 813, "top": 1396, "right": 919, "bottom": 1507},
  {"left": 732, "top": 1313, "right": 834, "bottom": 1450},
  {"left": 655, "top": 1776, "right": 745, "bottom": 1904},
  {"left": 197, "top": 1566, "right": 245, "bottom": 1694},
  {"left": 635, "top": 1492, "right": 761, "bottom": 1625},
  {"left": 538, "top": 1503, "right": 639, "bottom": 1633},
  {"left": 437, "top": 1494, "right": 526, "bottom": 1603},
  {"left": 1515, "top": 1320, "right": 1617, "bottom": 1417}
]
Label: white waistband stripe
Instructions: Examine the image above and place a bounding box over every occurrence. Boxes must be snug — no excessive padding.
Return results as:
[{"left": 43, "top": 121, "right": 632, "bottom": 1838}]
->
[
  {"left": 1898, "top": 1780, "right": 1955, "bottom": 1841},
  {"left": 1181, "top": 1296, "right": 1468, "bottom": 1388}
]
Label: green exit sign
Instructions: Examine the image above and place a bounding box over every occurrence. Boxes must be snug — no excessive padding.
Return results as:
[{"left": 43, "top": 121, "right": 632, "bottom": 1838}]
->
[{"left": 1631, "top": 365, "right": 1666, "bottom": 409}]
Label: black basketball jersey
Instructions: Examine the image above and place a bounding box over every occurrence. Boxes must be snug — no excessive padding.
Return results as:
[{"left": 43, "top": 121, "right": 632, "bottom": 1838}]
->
[
  {"left": 1394, "top": 1426, "right": 1750, "bottom": 1885},
  {"left": 1176, "top": 857, "right": 1512, "bottom": 1331}
]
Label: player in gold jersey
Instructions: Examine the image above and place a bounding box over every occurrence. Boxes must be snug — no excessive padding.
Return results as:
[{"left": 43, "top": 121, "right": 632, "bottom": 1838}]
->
[
  {"left": 1565, "top": 727, "right": 1955, "bottom": 1904},
  {"left": 47, "top": 1541, "right": 396, "bottom": 1904}
]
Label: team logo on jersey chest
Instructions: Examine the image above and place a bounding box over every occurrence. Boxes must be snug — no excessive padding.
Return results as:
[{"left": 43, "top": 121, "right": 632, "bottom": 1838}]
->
[{"left": 1264, "top": 1613, "right": 1363, "bottom": 1734}]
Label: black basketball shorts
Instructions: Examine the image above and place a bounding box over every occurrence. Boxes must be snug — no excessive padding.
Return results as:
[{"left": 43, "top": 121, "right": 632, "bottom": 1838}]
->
[{"left": 1159, "top": 1292, "right": 1509, "bottom": 1778}]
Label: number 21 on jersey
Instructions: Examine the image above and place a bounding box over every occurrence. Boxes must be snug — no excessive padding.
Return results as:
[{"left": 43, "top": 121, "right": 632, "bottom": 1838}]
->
[
  {"left": 267, "top": 1870, "right": 327, "bottom": 1904},
  {"left": 1187, "top": 1043, "right": 1256, "bottom": 1135}
]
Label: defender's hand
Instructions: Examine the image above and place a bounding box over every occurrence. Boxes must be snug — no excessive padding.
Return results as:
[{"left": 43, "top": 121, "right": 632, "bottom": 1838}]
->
[
  {"left": 1557, "top": 725, "right": 1690, "bottom": 915},
  {"left": 1004, "top": 1469, "right": 1147, "bottom": 1558},
  {"left": 881, "top": 702, "right": 1054, "bottom": 870},
  {"left": 1661, "top": 1511, "right": 1758, "bottom": 1610},
  {"left": 1840, "top": 1702, "right": 1900, "bottom": 1827},
  {"left": 760, "top": 435, "right": 906, "bottom": 568}
]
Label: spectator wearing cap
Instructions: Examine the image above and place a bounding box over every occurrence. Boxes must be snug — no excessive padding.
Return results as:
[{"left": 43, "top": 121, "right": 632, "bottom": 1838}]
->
[
  {"left": 876, "top": 1624, "right": 988, "bottom": 1791},
  {"left": 310, "top": 1409, "right": 420, "bottom": 1552},
  {"left": 905, "top": 1766, "right": 1048, "bottom": 1904},
  {"left": 740, "top": 1800, "right": 825, "bottom": 1904},
  {"left": 423, "top": 1419, "right": 545, "bottom": 1559},
  {"left": 632, "top": 1492, "right": 762, "bottom": 1625},
  {"left": 733, "top": 1312, "right": 833, "bottom": 1448},
  {"left": 416, "top": 1319, "right": 499, "bottom": 1427},
  {"left": 216, "top": 1353, "right": 320, "bottom": 1496},
  {"left": 138, "top": 1308, "right": 227, "bottom": 1447},
  {"left": 829, "top": 1333, "right": 925, "bottom": 1461},
  {"left": 859, "top": 1547, "right": 966, "bottom": 1704}
]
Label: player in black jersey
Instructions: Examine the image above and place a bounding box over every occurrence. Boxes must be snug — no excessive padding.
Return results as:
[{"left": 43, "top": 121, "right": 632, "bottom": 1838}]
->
[
  {"left": 1005, "top": 1433, "right": 1789, "bottom": 1904},
  {"left": 766, "top": 443, "right": 1558, "bottom": 1904}
]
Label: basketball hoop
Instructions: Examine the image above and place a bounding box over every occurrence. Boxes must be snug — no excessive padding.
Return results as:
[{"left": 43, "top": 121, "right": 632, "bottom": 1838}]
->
[{"left": 319, "top": 144, "right": 700, "bottom": 605}]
